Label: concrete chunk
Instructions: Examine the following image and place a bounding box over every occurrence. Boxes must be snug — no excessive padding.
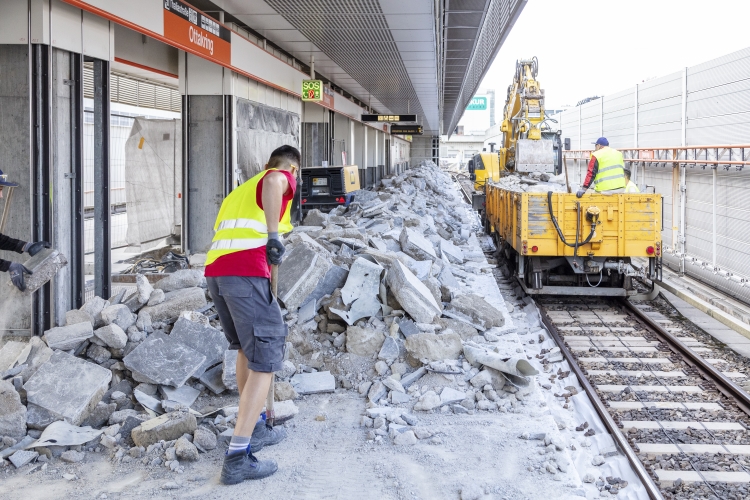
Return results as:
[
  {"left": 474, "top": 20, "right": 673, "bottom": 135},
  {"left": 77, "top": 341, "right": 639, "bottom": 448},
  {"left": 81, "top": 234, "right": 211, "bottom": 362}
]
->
[
  {"left": 154, "top": 269, "right": 206, "bottom": 292},
  {"left": 24, "top": 351, "right": 112, "bottom": 426},
  {"left": 399, "top": 228, "right": 437, "bottom": 261},
  {"left": 131, "top": 411, "right": 197, "bottom": 448},
  {"left": 405, "top": 332, "right": 463, "bottom": 362},
  {"left": 93, "top": 324, "right": 128, "bottom": 349},
  {"left": 136, "top": 274, "right": 154, "bottom": 303},
  {"left": 159, "top": 385, "right": 201, "bottom": 408},
  {"left": 199, "top": 364, "right": 226, "bottom": 394},
  {"left": 301, "top": 265, "right": 348, "bottom": 307},
  {"left": 378, "top": 336, "right": 400, "bottom": 363},
  {"left": 44, "top": 322, "right": 94, "bottom": 350},
  {"left": 9, "top": 450, "right": 38, "bottom": 468},
  {"left": 100, "top": 304, "right": 137, "bottom": 331},
  {"left": 346, "top": 326, "right": 385, "bottom": 356},
  {"left": 65, "top": 309, "right": 94, "bottom": 328},
  {"left": 439, "top": 238, "right": 465, "bottom": 264},
  {"left": 137, "top": 287, "right": 207, "bottom": 323},
  {"left": 170, "top": 317, "right": 229, "bottom": 376},
  {"left": 386, "top": 260, "right": 441, "bottom": 324},
  {"left": 80, "top": 296, "right": 108, "bottom": 327},
  {"left": 19, "top": 248, "right": 68, "bottom": 294},
  {"left": 290, "top": 371, "right": 335, "bottom": 395},
  {"left": 0, "top": 380, "right": 26, "bottom": 437},
  {"left": 443, "top": 294, "right": 505, "bottom": 331},
  {"left": 123, "top": 332, "right": 206, "bottom": 388},
  {"left": 0, "top": 341, "right": 26, "bottom": 372},
  {"left": 278, "top": 241, "right": 332, "bottom": 311}
]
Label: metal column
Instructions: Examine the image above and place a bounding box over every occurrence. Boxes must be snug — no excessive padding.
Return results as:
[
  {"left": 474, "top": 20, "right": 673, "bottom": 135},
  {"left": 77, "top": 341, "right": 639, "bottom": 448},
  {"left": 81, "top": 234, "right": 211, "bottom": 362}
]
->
[
  {"left": 92, "top": 59, "right": 111, "bottom": 299},
  {"left": 70, "top": 53, "right": 84, "bottom": 309},
  {"left": 31, "top": 44, "right": 52, "bottom": 334}
]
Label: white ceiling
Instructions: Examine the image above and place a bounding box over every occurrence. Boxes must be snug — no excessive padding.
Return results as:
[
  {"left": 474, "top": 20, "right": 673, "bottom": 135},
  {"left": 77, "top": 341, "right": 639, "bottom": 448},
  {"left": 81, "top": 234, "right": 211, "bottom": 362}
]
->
[{"left": 213, "top": 0, "right": 440, "bottom": 132}]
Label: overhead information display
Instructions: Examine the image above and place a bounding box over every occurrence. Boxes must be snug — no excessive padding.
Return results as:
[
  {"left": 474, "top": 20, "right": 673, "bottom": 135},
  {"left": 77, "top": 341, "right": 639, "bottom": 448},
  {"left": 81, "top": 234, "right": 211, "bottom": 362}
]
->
[
  {"left": 390, "top": 125, "right": 423, "bottom": 135},
  {"left": 361, "top": 114, "right": 417, "bottom": 123}
]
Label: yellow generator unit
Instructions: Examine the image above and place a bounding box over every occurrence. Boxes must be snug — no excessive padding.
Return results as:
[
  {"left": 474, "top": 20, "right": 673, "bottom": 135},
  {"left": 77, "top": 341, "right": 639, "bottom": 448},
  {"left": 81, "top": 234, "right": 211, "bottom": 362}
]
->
[
  {"left": 483, "top": 185, "right": 663, "bottom": 296},
  {"left": 300, "top": 165, "right": 360, "bottom": 211}
]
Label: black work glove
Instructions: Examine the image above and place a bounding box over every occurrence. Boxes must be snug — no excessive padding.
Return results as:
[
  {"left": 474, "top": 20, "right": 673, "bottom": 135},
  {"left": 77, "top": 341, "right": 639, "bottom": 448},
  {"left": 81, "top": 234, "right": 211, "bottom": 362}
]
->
[
  {"left": 576, "top": 189, "right": 586, "bottom": 198},
  {"left": 8, "top": 262, "right": 32, "bottom": 292},
  {"left": 266, "top": 233, "right": 285, "bottom": 265},
  {"left": 24, "top": 241, "right": 51, "bottom": 256}
]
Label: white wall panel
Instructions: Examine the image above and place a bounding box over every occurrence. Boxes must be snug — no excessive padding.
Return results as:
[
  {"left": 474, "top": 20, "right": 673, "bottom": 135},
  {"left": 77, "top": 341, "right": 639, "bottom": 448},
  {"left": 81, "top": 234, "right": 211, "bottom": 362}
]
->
[
  {"left": 76, "top": 0, "right": 164, "bottom": 36},
  {"left": 0, "top": 0, "right": 31, "bottom": 44},
  {"left": 184, "top": 53, "right": 223, "bottom": 95},
  {"left": 114, "top": 24, "right": 178, "bottom": 75},
  {"left": 230, "top": 33, "right": 304, "bottom": 96},
  {"left": 30, "top": 0, "right": 50, "bottom": 45},
  {"left": 50, "top": 0, "right": 82, "bottom": 53},
  {"left": 82, "top": 10, "right": 112, "bottom": 60}
]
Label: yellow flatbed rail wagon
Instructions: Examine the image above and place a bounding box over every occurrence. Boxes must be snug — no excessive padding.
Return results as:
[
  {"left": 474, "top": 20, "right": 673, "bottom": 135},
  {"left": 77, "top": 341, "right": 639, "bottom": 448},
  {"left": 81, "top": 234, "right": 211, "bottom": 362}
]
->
[{"left": 484, "top": 184, "right": 663, "bottom": 296}]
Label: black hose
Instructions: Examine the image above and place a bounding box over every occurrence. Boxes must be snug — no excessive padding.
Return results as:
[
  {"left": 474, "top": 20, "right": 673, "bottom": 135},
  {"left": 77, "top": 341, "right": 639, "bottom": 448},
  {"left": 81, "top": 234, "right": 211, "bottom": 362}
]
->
[{"left": 546, "top": 191, "right": 597, "bottom": 248}]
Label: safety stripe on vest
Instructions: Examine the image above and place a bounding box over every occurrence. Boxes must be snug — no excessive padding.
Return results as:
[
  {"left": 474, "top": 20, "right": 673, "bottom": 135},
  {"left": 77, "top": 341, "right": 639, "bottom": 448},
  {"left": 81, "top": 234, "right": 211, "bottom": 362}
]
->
[
  {"left": 594, "top": 173, "right": 625, "bottom": 184},
  {"left": 210, "top": 238, "right": 268, "bottom": 251},
  {"left": 597, "top": 164, "right": 623, "bottom": 174},
  {"left": 216, "top": 218, "right": 268, "bottom": 232}
]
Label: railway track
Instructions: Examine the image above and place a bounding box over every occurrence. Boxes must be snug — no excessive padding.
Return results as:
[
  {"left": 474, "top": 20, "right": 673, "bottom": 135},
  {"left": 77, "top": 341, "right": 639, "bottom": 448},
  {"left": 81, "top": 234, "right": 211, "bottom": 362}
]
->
[{"left": 532, "top": 293, "right": 750, "bottom": 499}]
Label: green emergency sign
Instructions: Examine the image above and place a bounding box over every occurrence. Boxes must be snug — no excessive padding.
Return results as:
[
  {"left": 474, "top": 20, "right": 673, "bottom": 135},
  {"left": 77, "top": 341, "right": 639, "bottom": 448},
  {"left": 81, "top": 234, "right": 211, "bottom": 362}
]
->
[
  {"left": 302, "top": 80, "right": 323, "bottom": 102},
  {"left": 466, "top": 96, "right": 487, "bottom": 111}
]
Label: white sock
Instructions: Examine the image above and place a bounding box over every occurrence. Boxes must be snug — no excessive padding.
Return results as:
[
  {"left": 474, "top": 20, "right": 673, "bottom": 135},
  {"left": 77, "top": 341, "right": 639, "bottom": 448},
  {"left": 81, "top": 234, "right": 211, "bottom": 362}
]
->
[{"left": 227, "top": 435, "right": 251, "bottom": 455}]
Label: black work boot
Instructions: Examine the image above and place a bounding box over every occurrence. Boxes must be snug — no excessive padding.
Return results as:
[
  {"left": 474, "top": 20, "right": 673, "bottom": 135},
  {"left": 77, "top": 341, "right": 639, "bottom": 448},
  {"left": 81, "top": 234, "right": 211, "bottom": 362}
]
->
[
  {"left": 250, "top": 419, "right": 287, "bottom": 452},
  {"left": 220, "top": 447, "right": 278, "bottom": 485}
]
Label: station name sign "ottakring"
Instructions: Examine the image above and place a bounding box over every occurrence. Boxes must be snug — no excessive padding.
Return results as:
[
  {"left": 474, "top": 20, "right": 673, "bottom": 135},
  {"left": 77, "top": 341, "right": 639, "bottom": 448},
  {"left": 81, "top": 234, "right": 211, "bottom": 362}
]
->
[{"left": 164, "top": 0, "right": 231, "bottom": 65}]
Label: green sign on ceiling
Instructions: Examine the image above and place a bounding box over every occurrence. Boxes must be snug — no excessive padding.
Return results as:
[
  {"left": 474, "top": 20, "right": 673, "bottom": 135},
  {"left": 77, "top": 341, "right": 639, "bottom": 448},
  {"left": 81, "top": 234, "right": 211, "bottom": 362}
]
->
[
  {"left": 302, "top": 80, "right": 323, "bottom": 102},
  {"left": 466, "top": 96, "right": 487, "bottom": 111}
]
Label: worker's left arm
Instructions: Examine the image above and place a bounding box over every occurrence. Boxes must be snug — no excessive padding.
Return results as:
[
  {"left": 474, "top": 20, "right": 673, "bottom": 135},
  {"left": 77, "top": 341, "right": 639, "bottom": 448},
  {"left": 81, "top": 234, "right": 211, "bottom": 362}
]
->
[
  {"left": 0, "top": 233, "right": 26, "bottom": 254},
  {"left": 582, "top": 156, "right": 598, "bottom": 190},
  {"left": 262, "top": 171, "right": 291, "bottom": 265}
]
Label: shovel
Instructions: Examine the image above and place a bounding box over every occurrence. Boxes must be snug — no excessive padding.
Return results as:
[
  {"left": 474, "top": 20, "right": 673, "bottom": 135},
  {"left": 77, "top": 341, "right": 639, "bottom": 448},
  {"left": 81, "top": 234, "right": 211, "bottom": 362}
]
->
[{"left": 265, "top": 264, "right": 279, "bottom": 427}]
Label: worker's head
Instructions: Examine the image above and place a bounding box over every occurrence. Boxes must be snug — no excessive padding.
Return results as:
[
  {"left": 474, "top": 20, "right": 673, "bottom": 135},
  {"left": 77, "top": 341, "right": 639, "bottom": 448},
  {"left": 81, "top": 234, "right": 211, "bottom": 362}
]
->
[
  {"left": 593, "top": 137, "right": 609, "bottom": 151},
  {"left": 624, "top": 168, "right": 632, "bottom": 182},
  {"left": 266, "top": 145, "right": 302, "bottom": 176},
  {"left": 0, "top": 168, "right": 19, "bottom": 199}
]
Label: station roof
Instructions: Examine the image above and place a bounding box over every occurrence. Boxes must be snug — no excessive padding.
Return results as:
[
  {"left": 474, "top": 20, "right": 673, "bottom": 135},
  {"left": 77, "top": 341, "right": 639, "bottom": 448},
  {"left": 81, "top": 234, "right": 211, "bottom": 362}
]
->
[{"left": 208, "top": 0, "right": 526, "bottom": 135}]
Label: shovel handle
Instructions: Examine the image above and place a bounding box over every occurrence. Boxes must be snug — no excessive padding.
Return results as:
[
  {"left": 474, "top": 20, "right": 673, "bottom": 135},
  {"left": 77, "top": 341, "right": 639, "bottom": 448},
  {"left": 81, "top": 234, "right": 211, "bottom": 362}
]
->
[{"left": 265, "top": 264, "right": 279, "bottom": 426}]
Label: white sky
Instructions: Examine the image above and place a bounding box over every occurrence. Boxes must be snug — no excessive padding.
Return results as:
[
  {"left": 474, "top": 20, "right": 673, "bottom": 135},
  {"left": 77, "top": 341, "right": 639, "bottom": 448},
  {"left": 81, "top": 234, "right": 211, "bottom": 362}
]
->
[{"left": 458, "top": 0, "right": 750, "bottom": 131}]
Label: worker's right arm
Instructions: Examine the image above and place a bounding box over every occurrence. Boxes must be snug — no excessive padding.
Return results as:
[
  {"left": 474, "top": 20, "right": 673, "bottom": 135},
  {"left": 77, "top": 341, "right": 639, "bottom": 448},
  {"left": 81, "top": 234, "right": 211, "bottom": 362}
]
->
[
  {"left": 262, "top": 171, "right": 291, "bottom": 265},
  {"left": 0, "top": 233, "right": 27, "bottom": 254},
  {"left": 582, "top": 156, "right": 598, "bottom": 190}
]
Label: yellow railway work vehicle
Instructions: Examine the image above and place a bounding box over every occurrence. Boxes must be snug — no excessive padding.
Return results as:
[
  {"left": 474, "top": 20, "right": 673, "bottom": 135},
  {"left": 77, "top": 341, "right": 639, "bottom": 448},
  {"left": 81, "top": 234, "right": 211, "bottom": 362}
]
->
[
  {"left": 483, "top": 186, "right": 663, "bottom": 296},
  {"left": 468, "top": 151, "right": 502, "bottom": 191}
]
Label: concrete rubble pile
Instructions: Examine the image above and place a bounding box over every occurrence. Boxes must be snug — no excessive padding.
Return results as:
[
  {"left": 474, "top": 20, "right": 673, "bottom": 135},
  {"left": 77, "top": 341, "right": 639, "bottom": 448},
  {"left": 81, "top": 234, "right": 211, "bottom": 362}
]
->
[
  {"left": 0, "top": 269, "right": 298, "bottom": 473},
  {"left": 0, "top": 162, "right": 539, "bottom": 473},
  {"left": 283, "top": 161, "right": 539, "bottom": 446},
  {"left": 493, "top": 171, "right": 568, "bottom": 194}
]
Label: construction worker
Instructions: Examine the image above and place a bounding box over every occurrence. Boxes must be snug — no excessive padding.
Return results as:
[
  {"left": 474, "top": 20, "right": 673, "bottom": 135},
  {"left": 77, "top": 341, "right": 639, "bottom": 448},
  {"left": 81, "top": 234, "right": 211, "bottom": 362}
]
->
[
  {"left": 0, "top": 169, "right": 50, "bottom": 291},
  {"left": 204, "top": 145, "right": 299, "bottom": 484},
  {"left": 624, "top": 167, "right": 640, "bottom": 193},
  {"left": 576, "top": 137, "right": 626, "bottom": 197}
]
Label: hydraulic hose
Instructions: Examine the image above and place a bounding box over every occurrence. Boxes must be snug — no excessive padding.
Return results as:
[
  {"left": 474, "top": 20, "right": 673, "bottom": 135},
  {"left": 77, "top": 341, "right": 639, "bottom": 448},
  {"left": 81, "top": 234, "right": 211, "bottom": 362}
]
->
[{"left": 546, "top": 191, "right": 597, "bottom": 248}]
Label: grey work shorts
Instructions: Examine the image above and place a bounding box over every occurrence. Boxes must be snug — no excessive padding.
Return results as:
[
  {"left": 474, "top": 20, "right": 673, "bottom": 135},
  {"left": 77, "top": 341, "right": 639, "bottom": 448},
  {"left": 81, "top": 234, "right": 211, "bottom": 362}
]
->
[{"left": 206, "top": 276, "right": 288, "bottom": 373}]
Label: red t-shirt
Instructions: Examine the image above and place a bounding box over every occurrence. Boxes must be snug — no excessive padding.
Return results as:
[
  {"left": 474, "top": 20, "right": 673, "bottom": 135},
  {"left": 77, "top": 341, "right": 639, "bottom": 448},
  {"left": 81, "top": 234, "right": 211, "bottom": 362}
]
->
[{"left": 205, "top": 170, "right": 296, "bottom": 279}]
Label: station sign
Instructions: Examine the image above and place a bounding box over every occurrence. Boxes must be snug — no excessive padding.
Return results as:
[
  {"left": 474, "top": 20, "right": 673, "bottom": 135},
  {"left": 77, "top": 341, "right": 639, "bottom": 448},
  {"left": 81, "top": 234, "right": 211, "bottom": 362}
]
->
[
  {"left": 466, "top": 96, "right": 487, "bottom": 111},
  {"left": 302, "top": 80, "right": 323, "bottom": 102},
  {"left": 322, "top": 85, "right": 335, "bottom": 108},
  {"left": 164, "top": 0, "right": 231, "bottom": 66},
  {"left": 361, "top": 114, "right": 417, "bottom": 123},
  {"left": 391, "top": 125, "right": 423, "bottom": 135}
]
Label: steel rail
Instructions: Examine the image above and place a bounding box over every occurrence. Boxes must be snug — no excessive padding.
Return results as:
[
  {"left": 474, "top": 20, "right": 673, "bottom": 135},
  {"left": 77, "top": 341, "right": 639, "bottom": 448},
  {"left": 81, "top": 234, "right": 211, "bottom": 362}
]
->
[
  {"left": 620, "top": 298, "right": 750, "bottom": 417},
  {"left": 537, "top": 304, "right": 665, "bottom": 500}
]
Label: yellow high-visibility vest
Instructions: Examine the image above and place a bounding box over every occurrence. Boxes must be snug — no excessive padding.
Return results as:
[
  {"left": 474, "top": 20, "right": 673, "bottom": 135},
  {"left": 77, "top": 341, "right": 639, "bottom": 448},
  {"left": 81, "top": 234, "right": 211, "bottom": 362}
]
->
[
  {"left": 591, "top": 147, "right": 626, "bottom": 191},
  {"left": 205, "top": 169, "right": 293, "bottom": 266},
  {"left": 625, "top": 180, "right": 640, "bottom": 193}
]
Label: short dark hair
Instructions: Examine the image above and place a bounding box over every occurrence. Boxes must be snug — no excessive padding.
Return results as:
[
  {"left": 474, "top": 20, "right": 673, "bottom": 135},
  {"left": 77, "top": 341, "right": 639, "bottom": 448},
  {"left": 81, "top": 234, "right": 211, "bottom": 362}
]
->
[
  {"left": 267, "top": 145, "right": 301, "bottom": 170},
  {"left": 623, "top": 168, "right": 632, "bottom": 177}
]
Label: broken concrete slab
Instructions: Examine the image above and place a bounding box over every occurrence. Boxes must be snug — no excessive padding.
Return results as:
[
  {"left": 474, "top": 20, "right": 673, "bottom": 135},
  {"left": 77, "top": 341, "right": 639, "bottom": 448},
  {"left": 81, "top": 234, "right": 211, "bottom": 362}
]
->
[
  {"left": 159, "top": 385, "right": 201, "bottom": 408},
  {"left": 0, "top": 341, "right": 27, "bottom": 372},
  {"left": 404, "top": 332, "right": 463, "bottom": 362},
  {"left": 290, "top": 371, "right": 335, "bottom": 395},
  {"left": 154, "top": 269, "right": 206, "bottom": 292},
  {"left": 80, "top": 296, "right": 108, "bottom": 328},
  {"left": 399, "top": 228, "right": 437, "bottom": 261},
  {"left": 65, "top": 309, "right": 94, "bottom": 328},
  {"left": 463, "top": 342, "right": 539, "bottom": 387},
  {"left": 25, "top": 402, "right": 60, "bottom": 430},
  {"left": 28, "top": 420, "right": 103, "bottom": 448},
  {"left": 386, "top": 260, "right": 441, "bottom": 324},
  {"left": 378, "top": 336, "right": 399, "bottom": 363},
  {"left": 273, "top": 400, "right": 299, "bottom": 421},
  {"left": 439, "top": 238, "right": 465, "bottom": 264},
  {"left": 222, "top": 350, "right": 238, "bottom": 391},
  {"left": 398, "top": 318, "right": 420, "bottom": 338},
  {"left": 100, "top": 304, "right": 137, "bottom": 331},
  {"left": 44, "top": 322, "right": 94, "bottom": 350},
  {"left": 9, "top": 449, "right": 38, "bottom": 468},
  {"left": 93, "top": 324, "right": 128, "bottom": 349},
  {"left": 345, "top": 326, "right": 385, "bottom": 356},
  {"left": 303, "top": 208, "right": 328, "bottom": 227},
  {"left": 137, "top": 287, "right": 207, "bottom": 324},
  {"left": 341, "top": 258, "right": 383, "bottom": 306},
  {"left": 0, "top": 379, "right": 26, "bottom": 437},
  {"left": 136, "top": 274, "right": 154, "bottom": 303},
  {"left": 440, "top": 387, "right": 466, "bottom": 405},
  {"left": 123, "top": 332, "right": 206, "bottom": 388},
  {"left": 400, "top": 367, "right": 427, "bottom": 388},
  {"left": 443, "top": 294, "right": 505, "bottom": 331},
  {"left": 199, "top": 364, "right": 226, "bottom": 394},
  {"left": 24, "top": 351, "right": 112, "bottom": 426},
  {"left": 170, "top": 317, "right": 229, "bottom": 376},
  {"left": 277, "top": 241, "right": 332, "bottom": 311},
  {"left": 131, "top": 411, "right": 197, "bottom": 448},
  {"left": 20, "top": 248, "right": 68, "bottom": 294},
  {"left": 300, "top": 265, "right": 348, "bottom": 308}
]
